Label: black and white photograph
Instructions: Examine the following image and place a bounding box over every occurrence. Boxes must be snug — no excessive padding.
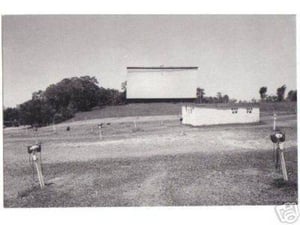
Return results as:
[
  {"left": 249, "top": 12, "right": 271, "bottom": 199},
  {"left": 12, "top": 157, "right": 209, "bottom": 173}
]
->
[{"left": 2, "top": 14, "right": 297, "bottom": 210}]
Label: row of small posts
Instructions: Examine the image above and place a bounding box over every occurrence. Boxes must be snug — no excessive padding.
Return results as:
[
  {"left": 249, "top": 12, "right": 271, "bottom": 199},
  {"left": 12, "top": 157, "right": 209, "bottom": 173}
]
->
[
  {"left": 26, "top": 116, "right": 171, "bottom": 189},
  {"left": 27, "top": 113, "right": 288, "bottom": 190}
]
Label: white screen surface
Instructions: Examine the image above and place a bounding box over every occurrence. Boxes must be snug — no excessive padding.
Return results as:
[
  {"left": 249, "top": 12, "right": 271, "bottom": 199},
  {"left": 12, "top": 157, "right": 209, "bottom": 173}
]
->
[{"left": 127, "top": 68, "right": 198, "bottom": 99}]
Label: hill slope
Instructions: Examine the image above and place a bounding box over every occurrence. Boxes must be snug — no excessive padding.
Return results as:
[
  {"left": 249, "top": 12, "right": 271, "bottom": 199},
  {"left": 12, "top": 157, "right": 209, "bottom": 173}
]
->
[
  {"left": 69, "top": 102, "right": 296, "bottom": 122},
  {"left": 70, "top": 103, "right": 184, "bottom": 121}
]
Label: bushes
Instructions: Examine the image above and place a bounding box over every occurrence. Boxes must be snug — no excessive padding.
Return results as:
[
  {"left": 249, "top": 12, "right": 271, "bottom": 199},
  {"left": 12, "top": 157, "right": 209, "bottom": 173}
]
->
[
  {"left": 4, "top": 76, "right": 126, "bottom": 127},
  {"left": 3, "top": 107, "right": 19, "bottom": 127}
]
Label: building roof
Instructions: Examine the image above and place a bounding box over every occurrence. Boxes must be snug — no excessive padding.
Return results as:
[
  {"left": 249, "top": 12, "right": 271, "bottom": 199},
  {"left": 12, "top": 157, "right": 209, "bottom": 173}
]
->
[
  {"left": 127, "top": 66, "right": 198, "bottom": 70},
  {"left": 185, "top": 103, "right": 259, "bottom": 109}
]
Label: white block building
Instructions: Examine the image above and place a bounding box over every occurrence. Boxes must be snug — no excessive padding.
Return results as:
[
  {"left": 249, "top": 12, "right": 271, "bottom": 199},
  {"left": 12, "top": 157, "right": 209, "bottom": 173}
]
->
[
  {"left": 126, "top": 66, "right": 198, "bottom": 102},
  {"left": 182, "top": 105, "right": 260, "bottom": 126}
]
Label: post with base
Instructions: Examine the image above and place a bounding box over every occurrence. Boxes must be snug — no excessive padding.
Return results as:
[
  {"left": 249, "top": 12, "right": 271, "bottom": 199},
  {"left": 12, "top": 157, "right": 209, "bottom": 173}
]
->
[
  {"left": 270, "top": 129, "right": 288, "bottom": 181},
  {"left": 28, "top": 144, "right": 45, "bottom": 189},
  {"left": 279, "top": 143, "right": 288, "bottom": 181},
  {"left": 98, "top": 123, "right": 103, "bottom": 140}
]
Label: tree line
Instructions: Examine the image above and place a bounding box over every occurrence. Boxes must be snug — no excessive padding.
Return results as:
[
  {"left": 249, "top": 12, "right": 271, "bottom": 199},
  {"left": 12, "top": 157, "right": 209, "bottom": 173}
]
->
[
  {"left": 196, "top": 88, "right": 235, "bottom": 104},
  {"left": 4, "top": 76, "right": 126, "bottom": 127},
  {"left": 4, "top": 78, "right": 297, "bottom": 127},
  {"left": 196, "top": 85, "right": 297, "bottom": 104},
  {"left": 259, "top": 85, "right": 297, "bottom": 102}
]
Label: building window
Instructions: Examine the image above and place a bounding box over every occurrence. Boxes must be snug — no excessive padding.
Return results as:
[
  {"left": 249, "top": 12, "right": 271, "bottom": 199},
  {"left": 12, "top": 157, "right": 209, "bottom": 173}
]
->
[{"left": 231, "top": 108, "right": 238, "bottom": 114}]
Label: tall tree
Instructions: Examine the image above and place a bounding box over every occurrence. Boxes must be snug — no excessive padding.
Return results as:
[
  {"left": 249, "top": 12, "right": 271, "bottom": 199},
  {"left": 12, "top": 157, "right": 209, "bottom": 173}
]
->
[
  {"left": 287, "top": 90, "right": 297, "bottom": 101},
  {"left": 121, "top": 81, "right": 127, "bottom": 103},
  {"left": 44, "top": 76, "right": 101, "bottom": 112},
  {"left": 121, "top": 81, "right": 127, "bottom": 92},
  {"left": 216, "top": 92, "right": 222, "bottom": 103},
  {"left": 223, "top": 95, "right": 229, "bottom": 103},
  {"left": 259, "top": 87, "right": 267, "bottom": 100},
  {"left": 277, "top": 85, "right": 287, "bottom": 102},
  {"left": 196, "top": 88, "right": 205, "bottom": 103}
]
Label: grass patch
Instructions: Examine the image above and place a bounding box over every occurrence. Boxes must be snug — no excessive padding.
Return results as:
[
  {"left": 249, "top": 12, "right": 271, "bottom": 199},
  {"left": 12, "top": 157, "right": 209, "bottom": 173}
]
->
[
  {"left": 71, "top": 103, "right": 184, "bottom": 121},
  {"left": 70, "top": 102, "right": 296, "bottom": 122},
  {"left": 5, "top": 148, "right": 297, "bottom": 207},
  {"left": 3, "top": 106, "right": 297, "bottom": 207}
]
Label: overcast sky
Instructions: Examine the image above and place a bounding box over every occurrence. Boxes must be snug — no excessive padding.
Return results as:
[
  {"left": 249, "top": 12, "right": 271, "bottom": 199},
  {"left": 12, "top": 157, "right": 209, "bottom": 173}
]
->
[{"left": 2, "top": 15, "right": 296, "bottom": 107}]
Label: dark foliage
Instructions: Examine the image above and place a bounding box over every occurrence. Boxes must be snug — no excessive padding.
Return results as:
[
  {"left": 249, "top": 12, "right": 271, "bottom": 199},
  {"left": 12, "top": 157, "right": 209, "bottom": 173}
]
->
[
  {"left": 259, "top": 87, "right": 267, "bottom": 100},
  {"left": 195, "top": 88, "right": 232, "bottom": 104},
  {"left": 3, "top": 107, "right": 19, "bottom": 127},
  {"left": 4, "top": 76, "right": 126, "bottom": 127},
  {"left": 287, "top": 90, "right": 297, "bottom": 102},
  {"left": 276, "top": 85, "right": 286, "bottom": 102},
  {"left": 262, "top": 85, "right": 296, "bottom": 103}
]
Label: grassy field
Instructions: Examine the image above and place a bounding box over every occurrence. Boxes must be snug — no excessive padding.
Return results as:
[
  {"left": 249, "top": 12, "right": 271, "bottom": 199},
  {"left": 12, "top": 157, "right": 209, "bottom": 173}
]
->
[
  {"left": 71, "top": 103, "right": 184, "bottom": 121},
  {"left": 3, "top": 102, "right": 298, "bottom": 207},
  {"left": 71, "top": 102, "right": 297, "bottom": 122}
]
